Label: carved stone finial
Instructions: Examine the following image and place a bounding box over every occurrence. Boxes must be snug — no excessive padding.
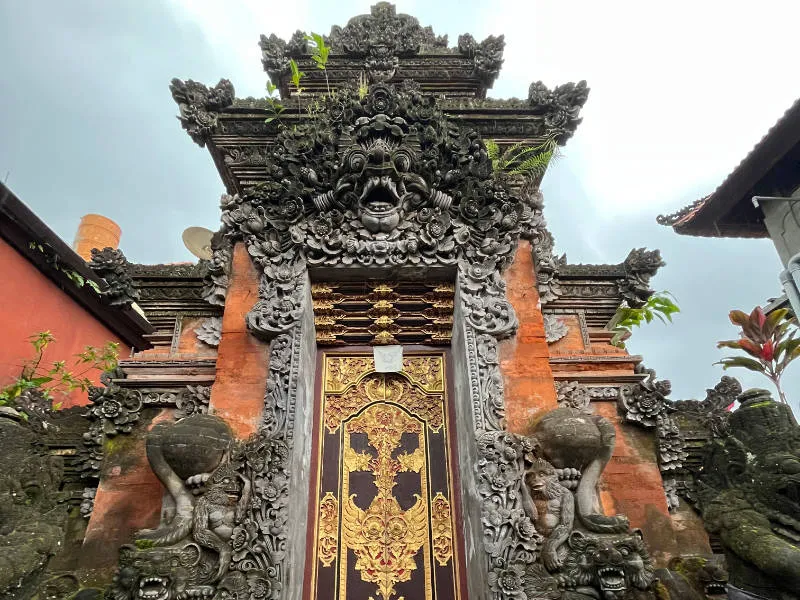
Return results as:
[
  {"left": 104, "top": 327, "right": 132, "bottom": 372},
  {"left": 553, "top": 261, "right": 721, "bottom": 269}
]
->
[
  {"left": 169, "top": 78, "right": 234, "bottom": 147},
  {"left": 527, "top": 80, "right": 590, "bottom": 141},
  {"left": 88, "top": 247, "right": 139, "bottom": 308},
  {"left": 619, "top": 248, "right": 665, "bottom": 307}
]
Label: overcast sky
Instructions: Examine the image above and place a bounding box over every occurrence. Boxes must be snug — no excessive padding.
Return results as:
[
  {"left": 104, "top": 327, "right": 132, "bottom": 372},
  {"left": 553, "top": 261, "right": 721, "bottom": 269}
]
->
[{"left": 2, "top": 0, "right": 799, "bottom": 409}]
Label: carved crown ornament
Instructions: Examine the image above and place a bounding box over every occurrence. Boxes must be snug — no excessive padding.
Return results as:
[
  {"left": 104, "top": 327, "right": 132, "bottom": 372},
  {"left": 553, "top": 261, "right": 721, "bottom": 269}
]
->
[
  {"left": 259, "top": 2, "right": 505, "bottom": 94},
  {"left": 212, "top": 83, "right": 545, "bottom": 281}
]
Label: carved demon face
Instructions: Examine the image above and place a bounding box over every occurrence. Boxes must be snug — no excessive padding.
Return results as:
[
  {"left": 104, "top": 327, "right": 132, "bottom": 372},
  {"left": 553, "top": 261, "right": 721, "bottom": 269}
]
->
[
  {"left": 335, "top": 114, "right": 427, "bottom": 233},
  {"left": 565, "top": 531, "right": 655, "bottom": 600}
]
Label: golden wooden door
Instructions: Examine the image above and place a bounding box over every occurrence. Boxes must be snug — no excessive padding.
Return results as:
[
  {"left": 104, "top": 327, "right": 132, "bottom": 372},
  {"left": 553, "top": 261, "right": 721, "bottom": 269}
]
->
[{"left": 306, "top": 351, "right": 463, "bottom": 600}]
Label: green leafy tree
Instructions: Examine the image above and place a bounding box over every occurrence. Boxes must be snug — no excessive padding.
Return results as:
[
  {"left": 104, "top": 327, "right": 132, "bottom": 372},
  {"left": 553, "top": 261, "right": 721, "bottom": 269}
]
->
[
  {"left": 716, "top": 306, "right": 799, "bottom": 405},
  {"left": 608, "top": 291, "right": 680, "bottom": 348},
  {"left": 0, "top": 332, "right": 119, "bottom": 410}
]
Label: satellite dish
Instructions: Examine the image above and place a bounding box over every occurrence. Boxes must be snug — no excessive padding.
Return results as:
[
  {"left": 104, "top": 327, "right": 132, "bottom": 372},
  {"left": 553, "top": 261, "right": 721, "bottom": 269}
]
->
[{"left": 182, "top": 227, "right": 214, "bottom": 260}]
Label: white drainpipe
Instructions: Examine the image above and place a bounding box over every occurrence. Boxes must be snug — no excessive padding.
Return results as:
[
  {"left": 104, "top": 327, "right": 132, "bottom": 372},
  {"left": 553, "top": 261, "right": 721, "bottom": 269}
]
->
[{"left": 781, "top": 255, "right": 800, "bottom": 317}]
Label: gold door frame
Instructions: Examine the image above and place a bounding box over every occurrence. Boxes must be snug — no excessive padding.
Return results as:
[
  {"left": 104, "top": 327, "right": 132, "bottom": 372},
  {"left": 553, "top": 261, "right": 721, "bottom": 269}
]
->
[{"left": 306, "top": 350, "right": 464, "bottom": 600}]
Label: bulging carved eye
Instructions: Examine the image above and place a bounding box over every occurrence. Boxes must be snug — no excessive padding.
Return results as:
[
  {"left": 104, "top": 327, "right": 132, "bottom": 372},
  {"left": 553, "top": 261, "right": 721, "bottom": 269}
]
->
[
  {"left": 393, "top": 151, "right": 411, "bottom": 172},
  {"left": 349, "top": 151, "right": 366, "bottom": 172}
]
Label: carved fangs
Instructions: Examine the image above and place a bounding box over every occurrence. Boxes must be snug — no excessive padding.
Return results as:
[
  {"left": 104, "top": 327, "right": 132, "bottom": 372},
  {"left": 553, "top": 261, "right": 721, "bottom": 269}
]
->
[
  {"left": 597, "top": 567, "right": 626, "bottom": 591},
  {"left": 360, "top": 175, "right": 404, "bottom": 213},
  {"left": 137, "top": 576, "right": 170, "bottom": 600}
]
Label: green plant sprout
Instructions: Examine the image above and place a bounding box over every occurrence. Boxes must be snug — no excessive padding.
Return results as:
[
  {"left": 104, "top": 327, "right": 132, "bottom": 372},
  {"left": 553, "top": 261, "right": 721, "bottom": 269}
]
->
[
  {"left": 264, "top": 80, "right": 285, "bottom": 125},
  {"left": 305, "top": 32, "right": 331, "bottom": 94},
  {"left": 289, "top": 58, "right": 305, "bottom": 122},
  {"left": 358, "top": 71, "right": 369, "bottom": 100},
  {"left": 607, "top": 291, "right": 680, "bottom": 348}
]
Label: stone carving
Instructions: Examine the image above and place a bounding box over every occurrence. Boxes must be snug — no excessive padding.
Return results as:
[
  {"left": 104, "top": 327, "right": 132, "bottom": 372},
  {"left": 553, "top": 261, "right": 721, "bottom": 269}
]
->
[
  {"left": 218, "top": 83, "right": 538, "bottom": 271},
  {"left": 472, "top": 399, "right": 660, "bottom": 600},
  {"left": 201, "top": 232, "right": 232, "bottom": 307},
  {"left": 476, "top": 431, "right": 542, "bottom": 599},
  {"left": 84, "top": 384, "right": 143, "bottom": 440},
  {"left": 618, "top": 366, "right": 671, "bottom": 428},
  {"left": 459, "top": 260, "right": 519, "bottom": 337},
  {"left": 0, "top": 409, "right": 67, "bottom": 598},
  {"left": 698, "top": 389, "right": 800, "bottom": 599},
  {"left": 655, "top": 555, "right": 728, "bottom": 600},
  {"left": 527, "top": 80, "right": 590, "bottom": 137},
  {"left": 521, "top": 458, "right": 575, "bottom": 572},
  {"left": 556, "top": 380, "right": 591, "bottom": 412},
  {"left": 560, "top": 530, "right": 656, "bottom": 599},
  {"left": 619, "top": 371, "right": 742, "bottom": 512},
  {"left": 457, "top": 33, "right": 506, "bottom": 85},
  {"left": 195, "top": 316, "right": 222, "bottom": 347},
  {"left": 107, "top": 416, "right": 251, "bottom": 599},
  {"left": 136, "top": 416, "right": 236, "bottom": 548},
  {"left": 532, "top": 396, "right": 630, "bottom": 535},
  {"left": 544, "top": 314, "right": 569, "bottom": 343},
  {"left": 259, "top": 3, "right": 510, "bottom": 87},
  {"left": 246, "top": 259, "right": 307, "bottom": 341},
  {"left": 169, "top": 78, "right": 235, "bottom": 147},
  {"left": 618, "top": 249, "right": 665, "bottom": 308},
  {"left": 88, "top": 247, "right": 139, "bottom": 308},
  {"left": 523, "top": 188, "right": 564, "bottom": 304},
  {"left": 174, "top": 385, "right": 211, "bottom": 420}
]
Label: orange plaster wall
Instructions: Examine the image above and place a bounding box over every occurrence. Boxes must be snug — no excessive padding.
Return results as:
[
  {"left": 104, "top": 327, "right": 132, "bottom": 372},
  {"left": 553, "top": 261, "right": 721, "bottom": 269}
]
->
[
  {"left": 499, "top": 241, "right": 558, "bottom": 433},
  {"left": 81, "top": 409, "right": 170, "bottom": 570},
  {"left": 209, "top": 242, "right": 269, "bottom": 438},
  {"left": 594, "top": 401, "right": 679, "bottom": 563},
  {"left": 0, "top": 236, "right": 131, "bottom": 407}
]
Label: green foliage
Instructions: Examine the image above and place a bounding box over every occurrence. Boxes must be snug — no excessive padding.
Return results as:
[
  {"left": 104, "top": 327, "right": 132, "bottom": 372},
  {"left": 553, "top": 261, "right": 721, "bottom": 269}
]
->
[
  {"left": 306, "top": 33, "right": 331, "bottom": 94},
  {"left": 357, "top": 71, "right": 369, "bottom": 100},
  {"left": 264, "top": 80, "right": 285, "bottom": 125},
  {"left": 608, "top": 292, "right": 680, "bottom": 348},
  {"left": 716, "top": 306, "right": 798, "bottom": 405},
  {"left": 485, "top": 136, "right": 561, "bottom": 179},
  {"left": 28, "top": 241, "right": 102, "bottom": 295},
  {"left": 0, "top": 332, "right": 119, "bottom": 410},
  {"left": 289, "top": 59, "right": 305, "bottom": 93},
  {"left": 306, "top": 33, "right": 330, "bottom": 70}
]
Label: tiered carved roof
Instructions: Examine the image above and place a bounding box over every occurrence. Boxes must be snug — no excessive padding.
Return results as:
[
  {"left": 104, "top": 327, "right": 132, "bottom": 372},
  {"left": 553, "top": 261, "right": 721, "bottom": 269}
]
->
[{"left": 161, "top": 3, "right": 661, "bottom": 330}]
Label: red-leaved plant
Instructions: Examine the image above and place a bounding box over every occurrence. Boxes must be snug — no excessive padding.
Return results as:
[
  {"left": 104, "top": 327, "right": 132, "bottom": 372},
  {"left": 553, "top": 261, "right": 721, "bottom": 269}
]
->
[{"left": 716, "top": 306, "right": 799, "bottom": 405}]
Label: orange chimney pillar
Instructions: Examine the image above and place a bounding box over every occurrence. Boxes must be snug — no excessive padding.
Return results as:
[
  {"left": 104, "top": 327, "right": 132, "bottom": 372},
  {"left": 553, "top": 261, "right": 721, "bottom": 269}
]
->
[{"left": 73, "top": 214, "right": 121, "bottom": 260}]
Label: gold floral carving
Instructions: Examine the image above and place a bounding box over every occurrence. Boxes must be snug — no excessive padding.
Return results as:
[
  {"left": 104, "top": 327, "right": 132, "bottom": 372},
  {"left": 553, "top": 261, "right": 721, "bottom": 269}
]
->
[
  {"left": 317, "top": 492, "right": 339, "bottom": 567},
  {"left": 325, "top": 374, "right": 444, "bottom": 433},
  {"left": 325, "top": 356, "right": 374, "bottom": 393},
  {"left": 341, "top": 404, "right": 430, "bottom": 600},
  {"left": 401, "top": 357, "right": 444, "bottom": 392},
  {"left": 430, "top": 492, "right": 454, "bottom": 566}
]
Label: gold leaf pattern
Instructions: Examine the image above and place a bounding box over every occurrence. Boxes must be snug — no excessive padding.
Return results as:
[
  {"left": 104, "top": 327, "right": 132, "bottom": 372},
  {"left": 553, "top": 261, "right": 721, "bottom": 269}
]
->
[
  {"left": 341, "top": 404, "right": 429, "bottom": 600},
  {"left": 318, "top": 492, "right": 339, "bottom": 567},
  {"left": 431, "top": 492, "right": 453, "bottom": 566}
]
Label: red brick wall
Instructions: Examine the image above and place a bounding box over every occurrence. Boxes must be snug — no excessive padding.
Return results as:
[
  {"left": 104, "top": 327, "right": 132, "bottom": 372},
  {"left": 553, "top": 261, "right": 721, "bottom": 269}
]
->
[
  {"left": 208, "top": 242, "right": 269, "bottom": 438},
  {"left": 500, "top": 241, "right": 558, "bottom": 433},
  {"left": 0, "top": 236, "right": 131, "bottom": 407}
]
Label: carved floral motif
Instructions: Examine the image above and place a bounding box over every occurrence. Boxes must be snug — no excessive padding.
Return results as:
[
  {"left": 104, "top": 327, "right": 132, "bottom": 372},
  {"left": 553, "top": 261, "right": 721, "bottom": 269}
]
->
[
  {"left": 317, "top": 492, "right": 339, "bottom": 568},
  {"left": 88, "top": 247, "right": 139, "bottom": 308}
]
